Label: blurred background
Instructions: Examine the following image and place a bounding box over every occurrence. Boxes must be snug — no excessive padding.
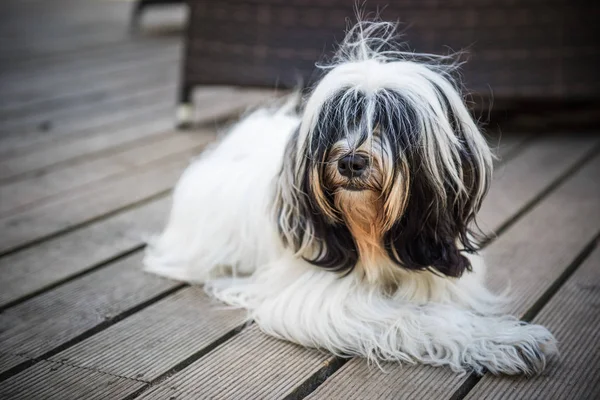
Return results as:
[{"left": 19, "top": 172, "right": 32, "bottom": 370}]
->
[{"left": 2, "top": 0, "right": 597, "bottom": 133}]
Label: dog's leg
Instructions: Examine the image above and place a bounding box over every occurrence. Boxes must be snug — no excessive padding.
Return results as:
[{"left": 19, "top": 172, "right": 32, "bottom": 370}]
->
[
  {"left": 207, "top": 259, "right": 557, "bottom": 375},
  {"left": 369, "top": 305, "right": 558, "bottom": 375}
]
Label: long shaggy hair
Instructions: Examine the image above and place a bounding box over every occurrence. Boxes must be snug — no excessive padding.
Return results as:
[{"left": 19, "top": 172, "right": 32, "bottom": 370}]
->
[
  {"left": 276, "top": 22, "right": 491, "bottom": 285},
  {"left": 145, "top": 21, "right": 557, "bottom": 375}
]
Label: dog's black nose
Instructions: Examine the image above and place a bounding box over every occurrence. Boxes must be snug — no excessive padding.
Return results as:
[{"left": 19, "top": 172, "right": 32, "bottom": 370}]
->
[{"left": 338, "top": 154, "right": 368, "bottom": 178}]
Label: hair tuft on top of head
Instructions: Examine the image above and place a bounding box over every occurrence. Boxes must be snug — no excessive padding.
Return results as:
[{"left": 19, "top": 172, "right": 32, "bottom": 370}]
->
[{"left": 317, "top": 18, "right": 467, "bottom": 89}]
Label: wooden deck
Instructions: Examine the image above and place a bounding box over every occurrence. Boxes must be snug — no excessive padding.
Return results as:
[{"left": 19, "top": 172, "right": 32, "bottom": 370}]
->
[{"left": 0, "top": 1, "right": 599, "bottom": 399}]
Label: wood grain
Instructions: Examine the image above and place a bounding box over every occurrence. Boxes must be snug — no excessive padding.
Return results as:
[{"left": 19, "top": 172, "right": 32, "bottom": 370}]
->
[
  {"left": 466, "top": 246, "right": 600, "bottom": 400},
  {"left": 0, "top": 361, "right": 145, "bottom": 400},
  {"left": 0, "top": 131, "right": 204, "bottom": 216},
  {"left": 138, "top": 324, "right": 333, "bottom": 400},
  {"left": 0, "top": 252, "right": 178, "bottom": 374},
  {"left": 0, "top": 86, "right": 270, "bottom": 170},
  {"left": 0, "top": 196, "right": 171, "bottom": 308},
  {"left": 50, "top": 287, "right": 247, "bottom": 382},
  {"left": 0, "top": 111, "right": 174, "bottom": 182},
  {"left": 0, "top": 62, "right": 178, "bottom": 121},
  {"left": 479, "top": 136, "right": 599, "bottom": 233},
  {"left": 0, "top": 83, "right": 177, "bottom": 135},
  {"left": 0, "top": 98, "right": 172, "bottom": 157},
  {"left": 0, "top": 149, "right": 196, "bottom": 255},
  {"left": 0, "top": 45, "right": 179, "bottom": 104}
]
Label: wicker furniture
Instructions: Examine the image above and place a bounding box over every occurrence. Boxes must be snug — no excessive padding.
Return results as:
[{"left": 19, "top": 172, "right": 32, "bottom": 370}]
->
[{"left": 177, "top": 0, "right": 599, "bottom": 126}]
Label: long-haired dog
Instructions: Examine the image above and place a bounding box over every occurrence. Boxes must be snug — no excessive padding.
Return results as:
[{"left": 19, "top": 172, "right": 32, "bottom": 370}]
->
[{"left": 145, "top": 21, "right": 557, "bottom": 375}]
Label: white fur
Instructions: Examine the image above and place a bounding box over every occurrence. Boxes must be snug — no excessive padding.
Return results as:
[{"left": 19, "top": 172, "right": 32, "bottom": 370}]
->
[
  {"left": 145, "top": 107, "right": 295, "bottom": 282},
  {"left": 144, "top": 21, "right": 557, "bottom": 375}
]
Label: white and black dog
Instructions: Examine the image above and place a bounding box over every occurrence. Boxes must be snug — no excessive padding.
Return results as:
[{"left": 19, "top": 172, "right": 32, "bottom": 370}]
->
[{"left": 145, "top": 21, "right": 556, "bottom": 375}]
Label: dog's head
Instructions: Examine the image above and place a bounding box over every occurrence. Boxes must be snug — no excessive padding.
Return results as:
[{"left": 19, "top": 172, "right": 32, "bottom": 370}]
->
[{"left": 275, "top": 22, "right": 493, "bottom": 285}]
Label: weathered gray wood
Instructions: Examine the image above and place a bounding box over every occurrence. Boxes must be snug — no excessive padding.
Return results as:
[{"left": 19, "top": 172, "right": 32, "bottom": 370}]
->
[
  {"left": 0, "top": 98, "right": 172, "bottom": 157},
  {"left": 3, "top": 2, "right": 596, "bottom": 398},
  {"left": 0, "top": 62, "right": 178, "bottom": 121},
  {"left": 0, "top": 154, "right": 194, "bottom": 255},
  {"left": 306, "top": 151, "right": 600, "bottom": 399},
  {"left": 137, "top": 324, "right": 332, "bottom": 400},
  {"left": 0, "top": 361, "right": 145, "bottom": 400},
  {"left": 0, "top": 40, "right": 175, "bottom": 78},
  {"left": 0, "top": 353, "right": 28, "bottom": 374},
  {"left": 0, "top": 111, "right": 174, "bottom": 182},
  {"left": 479, "top": 136, "right": 599, "bottom": 232},
  {"left": 50, "top": 287, "right": 246, "bottom": 381},
  {"left": 0, "top": 196, "right": 171, "bottom": 308},
  {"left": 466, "top": 246, "right": 600, "bottom": 400},
  {"left": 0, "top": 83, "right": 176, "bottom": 134},
  {"left": 0, "top": 44, "right": 180, "bottom": 101},
  {"left": 0, "top": 130, "right": 206, "bottom": 216},
  {"left": 0, "top": 87, "right": 271, "bottom": 167},
  {"left": 0, "top": 252, "right": 178, "bottom": 374}
]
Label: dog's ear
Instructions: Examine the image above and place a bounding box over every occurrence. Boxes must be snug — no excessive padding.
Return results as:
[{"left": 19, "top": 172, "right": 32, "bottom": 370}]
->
[
  {"left": 273, "top": 128, "right": 358, "bottom": 272},
  {"left": 384, "top": 79, "right": 493, "bottom": 278}
]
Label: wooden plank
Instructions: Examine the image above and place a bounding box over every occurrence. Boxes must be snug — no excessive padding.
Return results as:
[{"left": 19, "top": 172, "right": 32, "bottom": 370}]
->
[
  {"left": 0, "top": 196, "right": 171, "bottom": 308},
  {"left": 0, "top": 252, "right": 178, "bottom": 374},
  {"left": 0, "top": 110, "right": 174, "bottom": 182},
  {"left": 0, "top": 39, "right": 171, "bottom": 75},
  {"left": 305, "top": 151, "right": 600, "bottom": 399},
  {"left": 0, "top": 43, "right": 180, "bottom": 99},
  {"left": 0, "top": 131, "right": 205, "bottom": 216},
  {"left": 466, "top": 246, "right": 600, "bottom": 400},
  {"left": 0, "top": 61, "right": 178, "bottom": 120},
  {"left": 48, "top": 287, "right": 246, "bottom": 382},
  {"left": 0, "top": 87, "right": 273, "bottom": 182},
  {"left": 0, "top": 29, "right": 133, "bottom": 64},
  {"left": 478, "top": 136, "right": 599, "bottom": 232},
  {"left": 0, "top": 3, "right": 140, "bottom": 65},
  {"left": 0, "top": 152, "right": 193, "bottom": 255},
  {"left": 0, "top": 82, "right": 176, "bottom": 133},
  {"left": 137, "top": 324, "right": 333, "bottom": 400},
  {"left": 0, "top": 97, "right": 172, "bottom": 157},
  {"left": 0, "top": 252, "right": 177, "bottom": 362},
  {"left": 0, "top": 361, "right": 145, "bottom": 400},
  {"left": 0, "top": 291, "right": 242, "bottom": 397},
  {"left": 0, "top": 86, "right": 269, "bottom": 159}
]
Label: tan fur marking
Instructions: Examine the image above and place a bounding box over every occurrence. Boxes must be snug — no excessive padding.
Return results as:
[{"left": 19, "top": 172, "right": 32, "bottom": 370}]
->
[{"left": 335, "top": 190, "right": 395, "bottom": 286}]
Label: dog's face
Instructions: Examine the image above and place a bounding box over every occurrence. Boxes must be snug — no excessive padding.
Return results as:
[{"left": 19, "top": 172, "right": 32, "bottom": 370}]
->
[{"left": 275, "top": 25, "right": 493, "bottom": 286}]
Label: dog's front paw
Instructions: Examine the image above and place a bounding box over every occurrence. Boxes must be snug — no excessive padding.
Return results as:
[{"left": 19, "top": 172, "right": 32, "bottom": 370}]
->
[{"left": 470, "top": 321, "right": 558, "bottom": 375}]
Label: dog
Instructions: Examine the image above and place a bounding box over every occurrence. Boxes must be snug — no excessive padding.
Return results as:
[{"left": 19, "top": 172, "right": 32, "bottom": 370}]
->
[{"left": 144, "top": 21, "right": 557, "bottom": 375}]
